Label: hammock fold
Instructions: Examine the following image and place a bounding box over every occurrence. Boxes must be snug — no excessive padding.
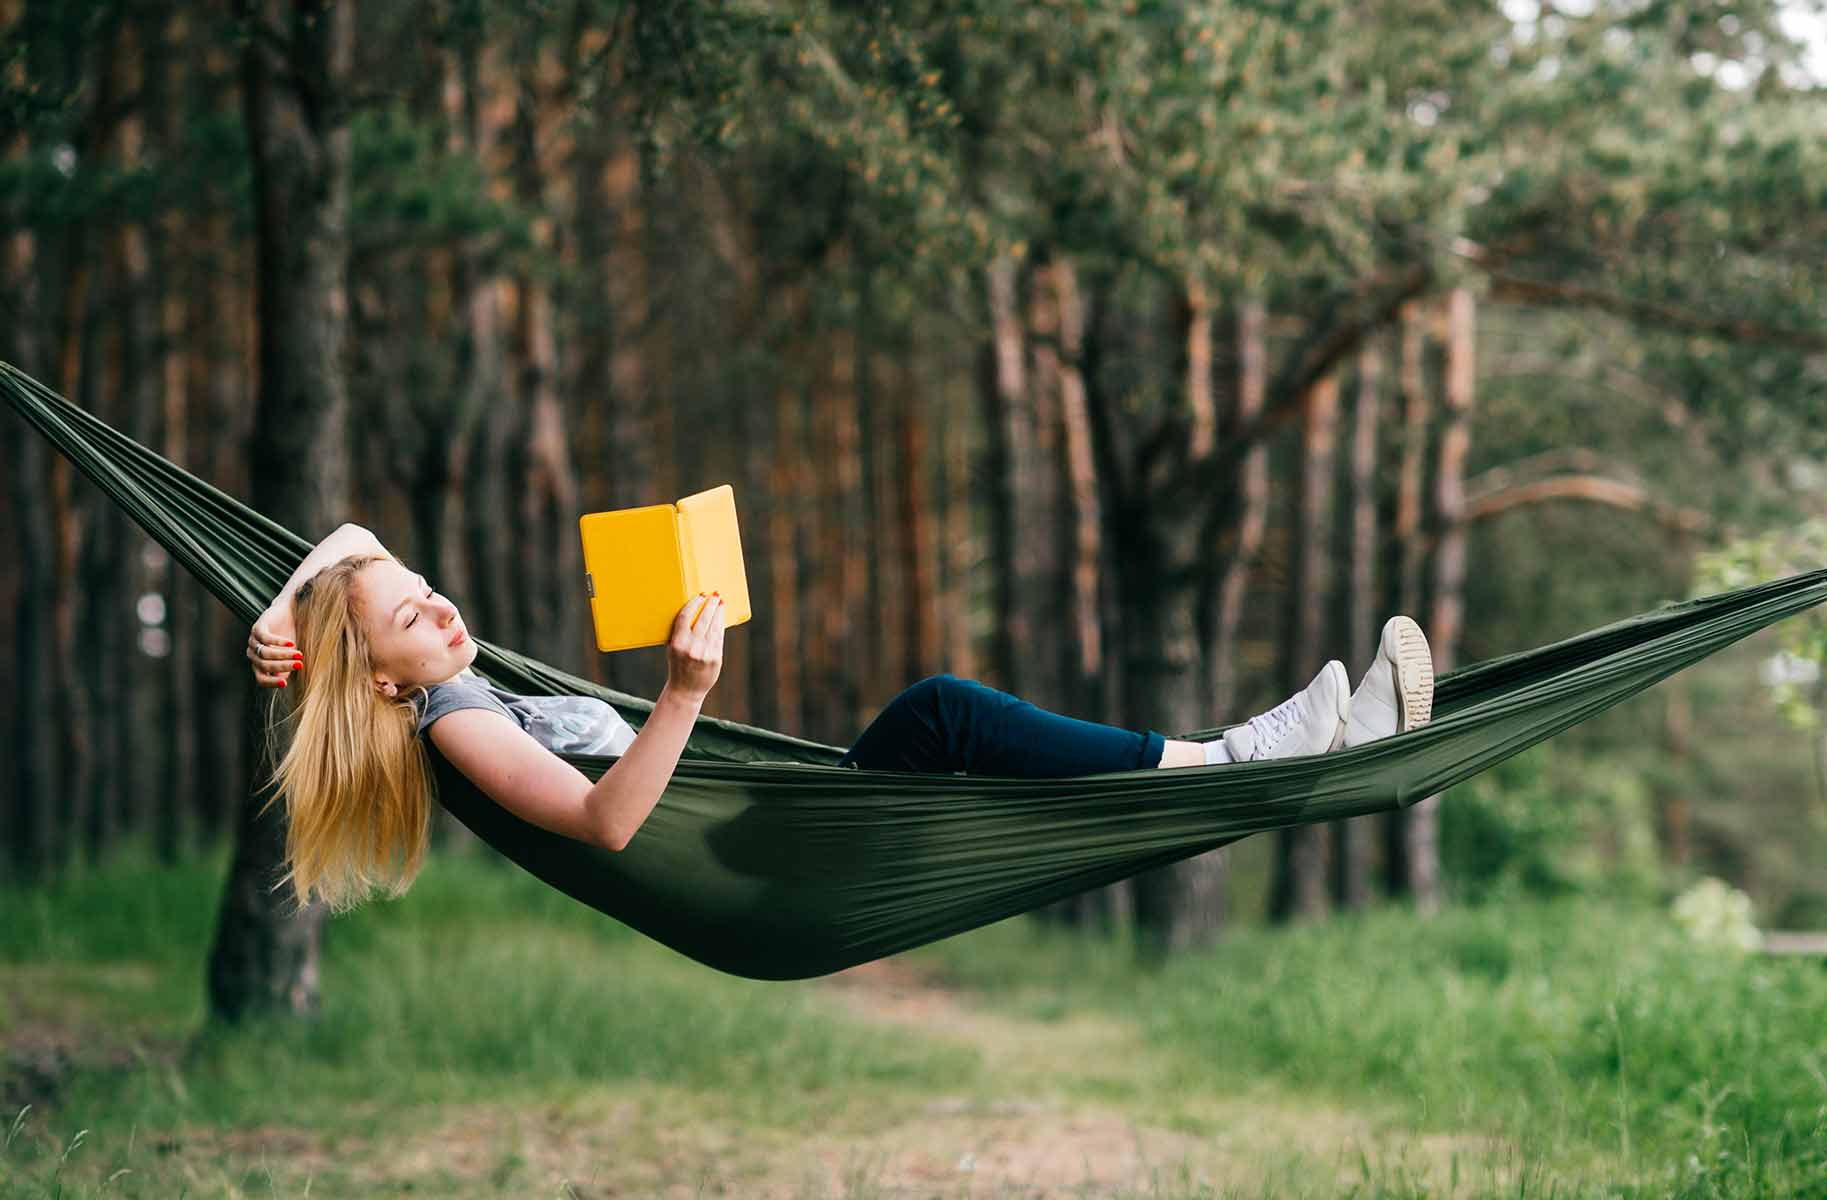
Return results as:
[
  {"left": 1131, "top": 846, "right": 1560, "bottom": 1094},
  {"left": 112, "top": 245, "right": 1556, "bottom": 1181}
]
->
[{"left": 8, "top": 359, "right": 1824, "bottom": 980}]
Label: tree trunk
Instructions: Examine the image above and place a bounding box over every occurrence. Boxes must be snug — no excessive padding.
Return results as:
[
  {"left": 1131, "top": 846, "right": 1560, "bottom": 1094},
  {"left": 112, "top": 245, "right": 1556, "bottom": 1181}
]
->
[
  {"left": 207, "top": 0, "right": 353, "bottom": 1024},
  {"left": 97, "top": 23, "right": 159, "bottom": 860},
  {"left": 152, "top": 8, "right": 198, "bottom": 864},
  {"left": 1023, "top": 255, "right": 1067, "bottom": 710},
  {"left": 5, "top": 224, "right": 57, "bottom": 881},
  {"left": 1270, "top": 375, "right": 1339, "bottom": 923},
  {"left": 1210, "top": 298, "right": 1269, "bottom": 720},
  {"left": 1385, "top": 298, "right": 1430, "bottom": 896},
  {"left": 1054, "top": 260, "right": 1103, "bottom": 707},
  {"left": 981, "top": 256, "right": 1027, "bottom": 694},
  {"left": 1410, "top": 287, "right": 1475, "bottom": 913},
  {"left": 816, "top": 321, "right": 866, "bottom": 738},
  {"left": 195, "top": 215, "right": 251, "bottom": 846},
  {"left": 940, "top": 350, "right": 977, "bottom": 681},
  {"left": 769, "top": 322, "right": 807, "bottom": 732},
  {"left": 896, "top": 349, "right": 940, "bottom": 685},
  {"left": 603, "top": 60, "right": 660, "bottom": 700},
  {"left": 1119, "top": 499, "right": 1224, "bottom": 954},
  {"left": 866, "top": 345, "right": 907, "bottom": 704},
  {"left": 509, "top": 48, "right": 584, "bottom": 676},
  {"left": 1334, "top": 340, "right": 1381, "bottom": 910}
]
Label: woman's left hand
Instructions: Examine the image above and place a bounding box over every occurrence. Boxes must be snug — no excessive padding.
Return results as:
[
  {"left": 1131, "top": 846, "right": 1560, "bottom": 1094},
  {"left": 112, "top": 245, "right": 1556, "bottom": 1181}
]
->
[{"left": 248, "top": 605, "right": 301, "bottom": 688}]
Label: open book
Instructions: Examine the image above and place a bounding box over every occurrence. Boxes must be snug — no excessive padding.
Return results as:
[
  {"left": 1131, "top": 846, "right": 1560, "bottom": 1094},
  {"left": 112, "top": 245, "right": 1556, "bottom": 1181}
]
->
[{"left": 578, "top": 484, "right": 753, "bottom": 653}]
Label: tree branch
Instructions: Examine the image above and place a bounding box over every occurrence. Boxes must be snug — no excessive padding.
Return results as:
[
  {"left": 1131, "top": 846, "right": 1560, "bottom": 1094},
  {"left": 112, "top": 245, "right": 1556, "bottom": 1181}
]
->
[
  {"left": 1486, "top": 271, "right": 1827, "bottom": 351},
  {"left": 1161, "top": 259, "right": 1433, "bottom": 512},
  {"left": 1461, "top": 472, "right": 1711, "bottom": 537}
]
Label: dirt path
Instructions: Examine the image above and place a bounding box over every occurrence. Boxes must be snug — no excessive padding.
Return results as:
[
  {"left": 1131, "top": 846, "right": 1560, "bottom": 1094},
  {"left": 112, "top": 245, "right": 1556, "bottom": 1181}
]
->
[
  {"left": 358, "top": 955, "right": 1521, "bottom": 1197},
  {"left": 744, "top": 957, "right": 1513, "bottom": 1198},
  {"left": 2, "top": 956, "right": 1521, "bottom": 1197}
]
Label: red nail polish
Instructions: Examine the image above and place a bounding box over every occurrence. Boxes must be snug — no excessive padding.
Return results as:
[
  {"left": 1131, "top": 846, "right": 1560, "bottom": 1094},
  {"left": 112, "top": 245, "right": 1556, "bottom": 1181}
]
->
[
  {"left": 283, "top": 641, "right": 293, "bottom": 647},
  {"left": 279, "top": 679, "right": 287, "bottom": 688}
]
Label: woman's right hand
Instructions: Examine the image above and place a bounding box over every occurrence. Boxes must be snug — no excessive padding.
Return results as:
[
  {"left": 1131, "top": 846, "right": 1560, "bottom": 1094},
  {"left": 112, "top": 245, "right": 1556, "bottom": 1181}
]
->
[
  {"left": 248, "top": 605, "right": 302, "bottom": 688},
  {"left": 664, "top": 593, "right": 725, "bottom": 703}
]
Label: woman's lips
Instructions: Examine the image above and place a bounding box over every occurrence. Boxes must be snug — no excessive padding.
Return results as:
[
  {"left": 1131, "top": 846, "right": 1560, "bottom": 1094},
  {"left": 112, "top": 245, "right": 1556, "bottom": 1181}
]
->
[{"left": 449, "top": 629, "right": 467, "bottom": 646}]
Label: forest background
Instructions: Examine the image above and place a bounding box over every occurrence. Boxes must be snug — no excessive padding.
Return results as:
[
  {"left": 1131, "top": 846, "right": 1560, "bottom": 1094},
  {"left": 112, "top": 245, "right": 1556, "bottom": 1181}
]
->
[
  {"left": 9, "top": 0, "right": 1827, "bottom": 1193},
  {"left": 5, "top": 0, "right": 1827, "bottom": 1030}
]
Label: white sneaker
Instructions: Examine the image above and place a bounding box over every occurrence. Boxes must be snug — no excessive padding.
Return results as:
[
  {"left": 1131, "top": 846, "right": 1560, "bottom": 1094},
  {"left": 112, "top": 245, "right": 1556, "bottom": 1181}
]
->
[
  {"left": 1222, "top": 661, "right": 1351, "bottom": 762},
  {"left": 1343, "top": 616, "right": 1436, "bottom": 748}
]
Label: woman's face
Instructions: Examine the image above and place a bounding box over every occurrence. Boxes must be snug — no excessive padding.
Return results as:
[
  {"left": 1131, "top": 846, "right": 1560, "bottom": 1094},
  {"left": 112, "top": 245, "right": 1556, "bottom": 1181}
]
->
[{"left": 356, "top": 559, "right": 476, "bottom": 694}]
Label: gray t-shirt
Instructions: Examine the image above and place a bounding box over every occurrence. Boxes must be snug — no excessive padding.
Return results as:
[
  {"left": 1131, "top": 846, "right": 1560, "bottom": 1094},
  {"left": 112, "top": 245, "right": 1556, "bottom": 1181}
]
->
[{"left": 413, "top": 668, "right": 637, "bottom": 757}]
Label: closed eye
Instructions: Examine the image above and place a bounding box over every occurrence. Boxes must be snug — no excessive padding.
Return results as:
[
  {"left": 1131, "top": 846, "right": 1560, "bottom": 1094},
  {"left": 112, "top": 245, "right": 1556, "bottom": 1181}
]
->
[{"left": 406, "top": 581, "right": 434, "bottom": 628}]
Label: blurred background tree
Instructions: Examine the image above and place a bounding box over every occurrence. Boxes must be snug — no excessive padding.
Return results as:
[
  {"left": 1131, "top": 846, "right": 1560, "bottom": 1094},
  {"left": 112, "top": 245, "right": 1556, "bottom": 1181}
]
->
[{"left": 4, "top": 0, "right": 1826, "bottom": 1005}]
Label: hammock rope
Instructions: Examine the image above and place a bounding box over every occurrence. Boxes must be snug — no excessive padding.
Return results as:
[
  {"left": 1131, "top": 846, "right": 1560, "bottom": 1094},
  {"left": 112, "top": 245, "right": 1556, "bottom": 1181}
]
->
[{"left": 8, "top": 359, "right": 1825, "bottom": 980}]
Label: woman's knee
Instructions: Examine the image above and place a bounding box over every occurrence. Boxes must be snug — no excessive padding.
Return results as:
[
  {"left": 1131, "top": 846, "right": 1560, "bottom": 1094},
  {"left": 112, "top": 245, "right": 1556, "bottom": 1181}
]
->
[{"left": 901, "top": 673, "right": 961, "bottom": 710}]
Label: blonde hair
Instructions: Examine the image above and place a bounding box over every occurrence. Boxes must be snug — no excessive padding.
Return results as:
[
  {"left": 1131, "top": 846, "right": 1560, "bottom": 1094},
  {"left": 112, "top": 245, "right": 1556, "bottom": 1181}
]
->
[{"left": 263, "top": 552, "right": 434, "bottom": 914}]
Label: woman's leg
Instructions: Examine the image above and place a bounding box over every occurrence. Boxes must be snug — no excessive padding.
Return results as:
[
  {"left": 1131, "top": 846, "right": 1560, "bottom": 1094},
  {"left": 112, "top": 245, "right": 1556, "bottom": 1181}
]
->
[{"left": 837, "top": 674, "right": 1170, "bottom": 776}]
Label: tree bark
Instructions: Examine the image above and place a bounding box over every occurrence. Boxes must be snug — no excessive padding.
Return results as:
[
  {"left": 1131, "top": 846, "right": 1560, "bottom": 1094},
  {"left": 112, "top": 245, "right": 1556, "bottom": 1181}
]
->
[
  {"left": 769, "top": 304, "right": 807, "bottom": 732},
  {"left": 820, "top": 322, "right": 866, "bottom": 737},
  {"left": 1023, "top": 254, "right": 1067, "bottom": 709},
  {"left": 5, "top": 223, "right": 56, "bottom": 881},
  {"left": 866, "top": 345, "right": 906, "bottom": 705},
  {"left": 1270, "top": 375, "right": 1339, "bottom": 923},
  {"left": 1210, "top": 298, "right": 1269, "bottom": 720},
  {"left": 152, "top": 6, "right": 198, "bottom": 863},
  {"left": 1054, "top": 260, "right": 1103, "bottom": 703},
  {"left": 940, "top": 350, "right": 977, "bottom": 682},
  {"left": 1335, "top": 340, "right": 1381, "bottom": 910},
  {"left": 195, "top": 214, "right": 252, "bottom": 846},
  {"left": 48, "top": 249, "right": 93, "bottom": 878},
  {"left": 981, "top": 255, "right": 1027, "bottom": 694},
  {"left": 208, "top": 0, "right": 353, "bottom": 1023},
  {"left": 896, "top": 350, "right": 940, "bottom": 685},
  {"left": 509, "top": 46, "right": 584, "bottom": 676},
  {"left": 1385, "top": 298, "right": 1430, "bottom": 896},
  {"left": 1409, "top": 287, "right": 1476, "bottom": 914}
]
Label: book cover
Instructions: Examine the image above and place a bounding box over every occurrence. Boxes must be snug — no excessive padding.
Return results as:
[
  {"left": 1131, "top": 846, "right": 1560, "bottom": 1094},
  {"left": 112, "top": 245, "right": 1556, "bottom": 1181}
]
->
[{"left": 578, "top": 484, "right": 752, "bottom": 653}]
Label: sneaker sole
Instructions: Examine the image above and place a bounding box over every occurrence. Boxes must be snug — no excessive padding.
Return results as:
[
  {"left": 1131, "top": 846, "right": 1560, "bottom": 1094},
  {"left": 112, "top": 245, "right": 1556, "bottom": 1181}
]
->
[
  {"left": 1384, "top": 616, "right": 1435, "bottom": 733},
  {"left": 1323, "top": 659, "right": 1351, "bottom": 752}
]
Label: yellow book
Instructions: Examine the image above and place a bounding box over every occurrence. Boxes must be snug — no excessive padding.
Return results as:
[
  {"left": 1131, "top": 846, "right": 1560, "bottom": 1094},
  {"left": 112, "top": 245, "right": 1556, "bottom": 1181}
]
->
[{"left": 578, "top": 484, "right": 753, "bottom": 653}]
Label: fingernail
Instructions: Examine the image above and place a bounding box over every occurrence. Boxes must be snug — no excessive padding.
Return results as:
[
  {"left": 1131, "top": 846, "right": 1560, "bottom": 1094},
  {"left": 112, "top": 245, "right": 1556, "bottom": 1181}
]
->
[
  {"left": 283, "top": 641, "right": 293, "bottom": 647},
  {"left": 279, "top": 679, "right": 287, "bottom": 688}
]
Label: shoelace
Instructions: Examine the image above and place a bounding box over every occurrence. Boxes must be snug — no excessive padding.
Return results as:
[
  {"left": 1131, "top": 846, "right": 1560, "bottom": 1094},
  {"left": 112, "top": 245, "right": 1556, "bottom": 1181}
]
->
[{"left": 1245, "top": 692, "right": 1305, "bottom": 754}]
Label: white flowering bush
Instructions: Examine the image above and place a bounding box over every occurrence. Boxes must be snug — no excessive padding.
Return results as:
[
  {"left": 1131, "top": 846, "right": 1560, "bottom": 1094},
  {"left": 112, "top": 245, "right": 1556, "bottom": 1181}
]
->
[
  {"left": 1670, "top": 877, "right": 1762, "bottom": 954},
  {"left": 1693, "top": 520, "right": 1827, "bottom": 731}
]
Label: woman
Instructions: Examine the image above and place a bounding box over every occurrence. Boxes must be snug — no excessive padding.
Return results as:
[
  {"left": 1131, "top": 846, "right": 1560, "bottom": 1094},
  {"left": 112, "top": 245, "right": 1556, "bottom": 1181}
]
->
[{"left": 247, "top": 523, "right": 1434, "bottom": 912}]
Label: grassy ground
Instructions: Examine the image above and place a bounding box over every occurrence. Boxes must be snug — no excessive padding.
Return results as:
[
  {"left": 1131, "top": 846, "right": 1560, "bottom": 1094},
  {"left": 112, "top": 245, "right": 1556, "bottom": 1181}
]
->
[{"left": 3, "top": 849, "right": 1824, "bottom": 1198}]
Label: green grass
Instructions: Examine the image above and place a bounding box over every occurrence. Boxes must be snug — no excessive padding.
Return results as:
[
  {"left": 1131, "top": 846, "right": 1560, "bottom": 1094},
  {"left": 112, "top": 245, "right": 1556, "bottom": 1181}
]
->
[
  {"left": 911, "top": 897, "right": 1827, "bottom": 1197},
  {"left": 0, "top": 849, "right": 977, "bottom": 1196},
  {"left": 5, "top": 849, "right": 1827, "bottom": 1197}
]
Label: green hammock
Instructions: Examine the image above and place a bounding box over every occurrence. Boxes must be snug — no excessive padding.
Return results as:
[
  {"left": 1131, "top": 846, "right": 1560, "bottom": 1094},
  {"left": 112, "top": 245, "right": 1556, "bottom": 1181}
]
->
[{"left": 8, "top": 359, "right": 1825, "bottom": 980}]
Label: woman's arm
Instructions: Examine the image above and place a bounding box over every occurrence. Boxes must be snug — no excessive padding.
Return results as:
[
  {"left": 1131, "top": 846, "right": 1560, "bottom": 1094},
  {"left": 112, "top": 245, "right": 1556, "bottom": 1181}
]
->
[
  {"left": 270, "top": 523, "right": 392, "bottom": 616},
  {"left": 249, "top": 523, "right": 395, "bottom": 685},
  {"left": 428, "top": 594, "right": 725, "bottom": 851},
  {"left": 428, "top": 683, "right": 705, "bottom": 851}
]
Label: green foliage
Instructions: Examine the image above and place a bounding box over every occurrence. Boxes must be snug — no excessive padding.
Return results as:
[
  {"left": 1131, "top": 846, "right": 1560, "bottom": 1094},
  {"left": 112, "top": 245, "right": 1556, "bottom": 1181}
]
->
[
  {"left": 1439, "top": 745, "right": 1664, "bottom": 905},
  {"left": 1695, "top": 521, "right": 1827, "bottom": 732}
]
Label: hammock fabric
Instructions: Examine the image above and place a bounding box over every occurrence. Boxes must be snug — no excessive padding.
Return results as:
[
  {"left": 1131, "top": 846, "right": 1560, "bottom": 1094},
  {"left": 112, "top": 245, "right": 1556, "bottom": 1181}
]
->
[{"left": 8, "top": 359, "right": 1826, "bottom": 980}]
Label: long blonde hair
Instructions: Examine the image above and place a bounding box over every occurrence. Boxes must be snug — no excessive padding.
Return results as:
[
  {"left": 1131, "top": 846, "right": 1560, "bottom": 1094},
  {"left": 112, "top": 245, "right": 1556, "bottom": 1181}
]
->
[{"left": 264, "top": 552, "right": 434, "bottom": 913}]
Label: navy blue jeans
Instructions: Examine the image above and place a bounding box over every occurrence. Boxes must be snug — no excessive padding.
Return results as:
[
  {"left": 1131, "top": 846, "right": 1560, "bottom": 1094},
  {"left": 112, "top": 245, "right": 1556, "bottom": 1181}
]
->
[{"left": 836, "top": 674, "right": 1167, "bottom": 776}]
